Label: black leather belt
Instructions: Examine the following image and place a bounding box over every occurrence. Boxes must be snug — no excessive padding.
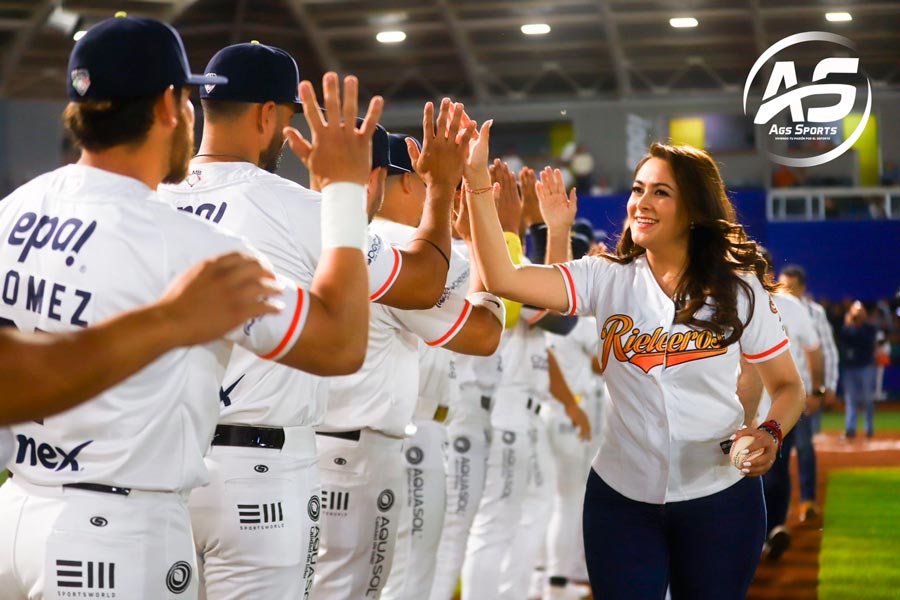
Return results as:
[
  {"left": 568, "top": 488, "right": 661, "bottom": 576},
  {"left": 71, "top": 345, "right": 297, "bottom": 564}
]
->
[
  {"left": 481, "top": 396, "right": 492, "bottom": 411},
  {"left": 526, "top": 397, "right": 542, "bottom": 415},
  {"left": 316, "top": 430, "right": 362, "bottom": 442},
  {"left": 212, "top": 424, "right": 285, "bottom": 449},
  {"left": 64, "top": 482, "right": 131, "bottom": 496}
]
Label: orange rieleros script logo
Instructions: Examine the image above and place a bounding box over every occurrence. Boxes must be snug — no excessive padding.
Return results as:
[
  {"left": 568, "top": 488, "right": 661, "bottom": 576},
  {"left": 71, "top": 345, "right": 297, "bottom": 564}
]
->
[{"left": 600, "top": 314, "right": 727, "bottom": 374}]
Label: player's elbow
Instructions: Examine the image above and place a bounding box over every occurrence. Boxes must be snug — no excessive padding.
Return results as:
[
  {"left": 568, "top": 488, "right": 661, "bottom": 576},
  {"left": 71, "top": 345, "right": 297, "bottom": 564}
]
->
[{"left": 449, "top": 312, "right": 502, "bottom": 356}]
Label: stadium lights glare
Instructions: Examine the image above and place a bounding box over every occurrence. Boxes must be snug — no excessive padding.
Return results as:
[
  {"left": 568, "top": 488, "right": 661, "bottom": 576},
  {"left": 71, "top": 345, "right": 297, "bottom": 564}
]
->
[
  {"left": 376, "top": 30, "right": 407, "bottom": 44},
  {"left": 73, "top": 30, "right": 86, "bottom": 41},
  {"left": 669, "top": 17, "right": 699, "bottom": 28},
  {"left": 521, "top": 23, "right": 551, "bottom": 36},
  {"left": 825, "top": 12, "right": 852, "bottom": 22}
]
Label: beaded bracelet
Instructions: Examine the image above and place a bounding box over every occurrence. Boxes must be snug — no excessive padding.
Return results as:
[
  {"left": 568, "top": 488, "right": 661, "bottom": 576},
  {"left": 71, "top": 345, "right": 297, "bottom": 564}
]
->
[
  {"left": 757, "top": 419, "right": 783, "bottom": 453},
  {"left": 465, "top": 186, "right": 493, "bottom": 195}
]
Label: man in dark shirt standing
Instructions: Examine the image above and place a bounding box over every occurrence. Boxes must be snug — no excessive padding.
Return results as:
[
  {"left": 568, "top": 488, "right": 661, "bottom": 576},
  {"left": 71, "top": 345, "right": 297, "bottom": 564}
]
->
[{"left": 842, "top": 301, "right": 879, "bottom": 438}]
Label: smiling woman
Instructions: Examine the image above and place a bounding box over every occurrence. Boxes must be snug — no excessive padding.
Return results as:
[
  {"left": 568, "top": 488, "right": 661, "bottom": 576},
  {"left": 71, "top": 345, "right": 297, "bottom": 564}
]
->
[{"left": 464, "top": 136, "right": 806, "bottom": 600}]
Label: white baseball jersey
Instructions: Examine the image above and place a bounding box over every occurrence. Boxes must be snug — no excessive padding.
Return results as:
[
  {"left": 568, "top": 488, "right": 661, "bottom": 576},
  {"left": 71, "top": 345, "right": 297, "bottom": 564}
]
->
[
  {"left": 159, "top": 162, "right": 403, "bottom": 427},
  {"left": 320, "top": 219, "right": 473, "bottom": 437},
  {"left": 0, "top": 165, "right": 311, "bottom": 491},
  {"left": 545, "top": 317, "right": 599, "bottom": 398},
  {"left": 756, "top": 292, "right": 819, "bottom": 420},
  {"left": 491, "top": 320, "right": 550, "bottom": 430},
  {"left": 416, "top": 344, "right": 454, "bottom": 421},
  {"left": 449, "top": 240, "right": 503, "bottom": 401},
  {"left": 555, "top": 254, "right": 789, "bottom": 503}
]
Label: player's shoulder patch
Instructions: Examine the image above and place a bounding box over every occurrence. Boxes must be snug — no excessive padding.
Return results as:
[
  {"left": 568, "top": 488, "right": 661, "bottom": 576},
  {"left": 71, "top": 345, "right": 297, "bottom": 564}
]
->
[
  {"left": 366, "top": 233, "right": 384, "bottom": 266},
  {"left": 769, "top": 295, "right": 779, "bottom": 314}
]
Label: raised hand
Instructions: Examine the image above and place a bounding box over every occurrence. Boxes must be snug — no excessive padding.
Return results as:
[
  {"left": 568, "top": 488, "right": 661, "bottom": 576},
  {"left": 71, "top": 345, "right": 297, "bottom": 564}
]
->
[
  {"left": 519, "top": 166, "right": 543, "bottom": 227},
  {"left": 536, "top": 167, "right": 577, "bottom": 231},
  {"left": 492, "top": 159, "right": 523, "bottom": 234},
  {"left": 282, "top": 72, "right": 384, "bottom": 189},
  {"left": 406, "top": 98, "right": 476, "bottom": 191},
  {"left": 463, "top": 120, "right": 493, "bottom": 189}
]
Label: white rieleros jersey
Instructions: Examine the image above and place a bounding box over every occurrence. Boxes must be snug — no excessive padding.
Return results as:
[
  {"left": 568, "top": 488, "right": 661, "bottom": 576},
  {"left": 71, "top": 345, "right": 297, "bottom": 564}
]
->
[
  {"left": 545, "top": 317, "right": 599, "bottom": 399},
  {"left": 756, "top": 292, "right": 819, "bottom": 420},
  {"left": 0, "top": 165, "right": 310, "bottom": 491},
  {"left": 320, "top": 219, "right": 473, "bottom": 437},
  {"left": 555, "top": 255, "right": 789, "bottom": 503},
  {"left": 159, "top": 162, "right": 403, "bottom": 427}
]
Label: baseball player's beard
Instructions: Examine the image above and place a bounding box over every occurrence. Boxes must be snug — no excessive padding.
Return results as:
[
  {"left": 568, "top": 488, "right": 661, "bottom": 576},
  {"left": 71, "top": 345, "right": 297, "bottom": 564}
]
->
[
  {"left": 162, "top": 108, "right": 194, "bottom": 185},
  {"left": 259, "top": 131, "right": 285, "bottom": 174}
]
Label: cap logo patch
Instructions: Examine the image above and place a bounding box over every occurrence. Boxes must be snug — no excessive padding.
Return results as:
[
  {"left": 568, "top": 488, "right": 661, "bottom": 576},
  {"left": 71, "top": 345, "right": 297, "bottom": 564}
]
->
[
  {"left": 71, "top": 69, "right": 91, "bottom": 96},
  {"left": 204, "top": 73, "right": 217, "bottom": 94}
]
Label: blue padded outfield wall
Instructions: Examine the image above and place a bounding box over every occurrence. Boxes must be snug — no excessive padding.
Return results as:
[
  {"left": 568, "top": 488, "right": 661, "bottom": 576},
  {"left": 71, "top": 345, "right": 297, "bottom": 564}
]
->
[{"left": 575, "top": 189, "right": 899, "bottom": 302}]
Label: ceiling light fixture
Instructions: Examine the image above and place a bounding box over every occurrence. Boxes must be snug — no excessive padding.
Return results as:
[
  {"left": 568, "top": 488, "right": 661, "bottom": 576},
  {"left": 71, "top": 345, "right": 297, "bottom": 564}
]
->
[
  {"left": 825, "top": 12, "right": 852, "bottom": 22},
  {"left": 669, "top": 17, "right": 699, "bottom": 28},
  {"left": 521, "top": 23, "right": 551, "bottom": 35},
  {"left": 73, "top": 30, "right": 86, "bottom": 41},
  {"left": 376, "top": 30, "right": 406, "bottom": 44}
]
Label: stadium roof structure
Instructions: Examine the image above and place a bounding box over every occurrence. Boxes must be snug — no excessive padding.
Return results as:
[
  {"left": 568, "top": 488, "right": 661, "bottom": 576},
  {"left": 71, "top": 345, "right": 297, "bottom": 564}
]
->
[{"left": 0, "top": 0, "right": 898, "bottom": 102}]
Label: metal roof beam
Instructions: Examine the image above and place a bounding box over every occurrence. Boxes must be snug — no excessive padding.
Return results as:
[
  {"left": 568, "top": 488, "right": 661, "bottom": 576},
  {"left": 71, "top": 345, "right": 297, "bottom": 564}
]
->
[
  {"left": 282, "top": 0, "right": 343, "bottom": 73},
  {"left": 596, "top": 0, "right": 630, "bottom": 97},
  {"left": 0, "top": 0, "right": 54, "bottom": 97},
  {"left": 435, "top": 0, "right": 489, "bottom": 103}
]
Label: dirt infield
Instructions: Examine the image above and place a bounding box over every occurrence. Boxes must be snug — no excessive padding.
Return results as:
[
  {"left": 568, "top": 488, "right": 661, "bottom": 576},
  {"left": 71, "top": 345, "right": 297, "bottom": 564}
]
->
[{"left": 747, "top": 432, "right": 900, "bottom": 600}]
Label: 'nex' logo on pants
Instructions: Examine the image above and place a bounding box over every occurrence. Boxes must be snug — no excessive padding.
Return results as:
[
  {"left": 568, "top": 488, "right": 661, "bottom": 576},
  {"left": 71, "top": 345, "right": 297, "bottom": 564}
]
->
[{"left": 15, "top": 435, "right": 92, "bottom": 471}]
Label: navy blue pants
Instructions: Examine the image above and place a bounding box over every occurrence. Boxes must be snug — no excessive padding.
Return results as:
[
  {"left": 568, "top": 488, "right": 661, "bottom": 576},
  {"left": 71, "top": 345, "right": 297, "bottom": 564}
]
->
[
  {"left": 762, "top": 429, "right": 797, "bottom": 534},
  {"left": 583, "top": 470, "right": 766, "bottom": 600},
  {"left": 793, "top": 414, "right": 818, "bottom": 502}
]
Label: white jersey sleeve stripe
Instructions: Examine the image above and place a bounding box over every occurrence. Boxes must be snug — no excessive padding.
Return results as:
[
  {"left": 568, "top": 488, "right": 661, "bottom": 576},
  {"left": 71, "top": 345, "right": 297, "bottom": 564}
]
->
[
  {"left": 425, "top": 301, "right": 473, "bottom": 347},
  {"left": 554, "top": 264, "right": 578, "bottom": 316},
  {"left": 523, "top": 307, "right": 549, "bottom": 325},
  {"left": 259, "top": 285, "right": 308, "bottom": 361},
  {"left": 369, "top": 246, "right": 402, "bottom": 301},
  {"left": 742, "top": 338, "right": 790, "bottom": 363}
]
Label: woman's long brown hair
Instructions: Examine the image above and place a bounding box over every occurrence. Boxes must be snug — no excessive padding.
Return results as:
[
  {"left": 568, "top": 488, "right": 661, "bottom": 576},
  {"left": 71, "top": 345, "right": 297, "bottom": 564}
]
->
[{"left": 607, "top": 142, "right": 777, "bottom": 347}]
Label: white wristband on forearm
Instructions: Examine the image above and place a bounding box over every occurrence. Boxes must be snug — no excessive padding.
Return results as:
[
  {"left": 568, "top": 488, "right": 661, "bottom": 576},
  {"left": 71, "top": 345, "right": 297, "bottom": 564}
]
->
[
  {"left": 321, "top": 182, "right": 367, "bottom": 250},
  {"left": 467, "top": 292, "right": 507, "bottom": 326}
]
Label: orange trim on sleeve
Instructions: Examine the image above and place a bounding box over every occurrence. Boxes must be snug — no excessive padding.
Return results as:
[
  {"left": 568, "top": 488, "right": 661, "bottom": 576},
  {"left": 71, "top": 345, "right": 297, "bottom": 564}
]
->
[
  {"left": 742, "top": 338, "right": 789, "bottom": 362},
  {"left": 259, "top": 286, "right": 304, "bottom": 360},
  {"left": 557, "top": 264, "right": 577, "bottom": 316},
  {"left": 426, "top": 301, "right": 473, "bottom": 347},
  {"left": 525, "top": 308, "right": 549, "bottom": 325},
  {"left": 369, "top": 246, "right": 402, "bottom": 301}
]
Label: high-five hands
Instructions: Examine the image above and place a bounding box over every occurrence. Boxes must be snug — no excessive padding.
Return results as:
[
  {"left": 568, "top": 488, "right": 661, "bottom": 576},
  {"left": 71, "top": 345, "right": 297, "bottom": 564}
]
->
[
  {"left": 535, "top": 167, "right": 578, "bottom": 231},
  {"left": 283, "top": 72, "right": 384, "bottom": 188},
  {"left": 407, "top": 98, "right": 476, "bottom": 190}
]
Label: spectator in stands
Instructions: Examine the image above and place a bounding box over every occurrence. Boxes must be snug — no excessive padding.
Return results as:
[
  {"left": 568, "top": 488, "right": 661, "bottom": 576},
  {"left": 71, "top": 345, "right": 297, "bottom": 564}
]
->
[
  {"left": 842, "top": 301, "right": 879, "bottom": 438},
  {"left": 880, "top": 160, "right": 900, "bottom": 186},
  {"left": 772, "top": 164, "right": 803, "bottom": 188},
  {"left": 570, "top": 144, "right": 594, "bottom": 196}
]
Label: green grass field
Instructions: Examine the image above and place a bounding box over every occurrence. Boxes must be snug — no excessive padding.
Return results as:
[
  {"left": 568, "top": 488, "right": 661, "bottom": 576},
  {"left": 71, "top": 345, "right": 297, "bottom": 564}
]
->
[
  {"left": 819, "top": 468, "right": 900, "bottom": 600},
  {"left": 819, "top": 408, "right": 900, "bottom": 433}
]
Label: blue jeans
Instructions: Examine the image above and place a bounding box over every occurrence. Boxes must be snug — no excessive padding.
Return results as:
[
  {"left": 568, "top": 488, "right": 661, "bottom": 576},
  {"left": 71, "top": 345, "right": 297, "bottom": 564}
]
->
[
  {"left": 844, "top": 365, "right": 877, "bottom": 436},
  {"left": 583, "top": 470, "right": 765, "bottom": 600},
  {"left": 763, "top": 429, "right": 796, "bottom": 533},
  {"left": 793, "top": 414, "right": 817, "bottom": 502}
]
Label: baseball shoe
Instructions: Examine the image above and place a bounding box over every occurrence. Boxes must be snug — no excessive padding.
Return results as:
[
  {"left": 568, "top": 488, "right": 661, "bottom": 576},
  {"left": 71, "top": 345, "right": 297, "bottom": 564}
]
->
[
  {"left": 799, "top": 501, "right": 819, "bottom": 522},
  {"left": 765, "top": 525, "right": 791, "bottom": 561}
]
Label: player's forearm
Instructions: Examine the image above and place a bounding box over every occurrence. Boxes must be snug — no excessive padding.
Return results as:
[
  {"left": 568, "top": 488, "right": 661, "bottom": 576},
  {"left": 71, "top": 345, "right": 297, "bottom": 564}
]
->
[
  {"left": 0, "top": 307, "right": 180, "bottom": 426},
  {"left": 547, "top": 349, "right": 578, "bottom": 408},
  {"left": 545, "top": 225, "right": 572, "bottom": 265},
  {"left": 282, "top": 249, "right": 369, "bottom": 375},
  {"left": 808, "top": 347, "right": 825, "bottom": 390},
  {"left": 466, "top": 188, "right": 522, "bottom": 297},
  {"left": 763, "top": 377, "right": 804, "bottom": 435}
]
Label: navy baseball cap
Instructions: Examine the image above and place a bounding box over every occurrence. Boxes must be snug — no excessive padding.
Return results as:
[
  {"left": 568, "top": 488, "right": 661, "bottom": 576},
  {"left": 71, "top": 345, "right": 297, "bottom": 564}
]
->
[
  {"left": 387, "top": 134, "right": 419, "bottom": 175},
  {"left": 200, "top": 42, "right": 302, "bottom": 111},
  {"left": 67, "top": 15, "right": 226, "bottom": 102},
  {"left": 357, "top": 118, "right": 408, "bottom": 172}
]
